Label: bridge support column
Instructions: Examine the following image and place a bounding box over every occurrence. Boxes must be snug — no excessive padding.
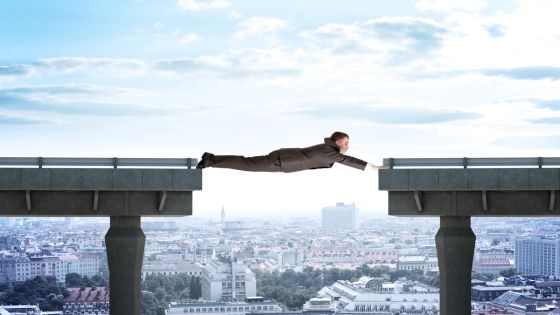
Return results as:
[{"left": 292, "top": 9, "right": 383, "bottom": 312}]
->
[
  {"left": 435, "top": 216, "right": 475, "bottom": 315},
  {"left": 105, "top": 216, "right": 145, "bottom": 315}
]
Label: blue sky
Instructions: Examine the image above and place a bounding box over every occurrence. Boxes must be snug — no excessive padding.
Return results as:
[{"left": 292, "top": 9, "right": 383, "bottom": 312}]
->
[{"left": 1, "top": 0, "right": 560, "bottom": 218}]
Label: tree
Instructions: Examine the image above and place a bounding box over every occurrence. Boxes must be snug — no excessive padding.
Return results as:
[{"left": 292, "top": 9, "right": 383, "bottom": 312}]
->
[
  {"left": 499, "top": 268, "right": 518, "bottom": 278},
  {"left": 472, "top": 272, "right": 495, "bottom": 281},
  {"left": 65, "top": 273, "right": 106, "bottom": 288},
  {"left": 65, "top": 273, "right": 82, "bottom": 287},
  {"left": 142, "top": 291, "right": 167, "bottom": 315},
  {"left": 2, "top": 276, "right": 67, "bottom": 310},
  {"left": 189, "top": 276, "right": 202, "bottom": 299}
]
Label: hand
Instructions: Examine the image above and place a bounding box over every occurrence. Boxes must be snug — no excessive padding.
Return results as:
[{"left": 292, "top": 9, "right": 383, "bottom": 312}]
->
[{"left": 370, "top": 164, "right": 389, "bottom": 170}]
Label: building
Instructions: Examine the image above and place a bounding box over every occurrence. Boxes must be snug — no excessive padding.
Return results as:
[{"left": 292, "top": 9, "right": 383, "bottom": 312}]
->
[
  {"left": 470, "top": 303, "right": 513, "bottom": 315},
  {"left": 201, "top": 259, "right": 257, "bottom": 302},
  {"left": 281, "top": 249, "right": 298, "bottom": 267},
  {"left": 473, "top": 259, "right": 515, "bottom": 275},
  {"left": 490, "top": 291, "right": 559, "bottom": 314},
  {"left": 475, "top": 248, "right": 515, "bottom": 261},
  {"left": 321, "top": 203, "right": 358, "bottom": 231},
  {"left": 315, "top": 277, "right": 439, "bottom": 314},
  {"left": 0, "top": 236, "right": 21, "bottom": 251},
  {"left": 223, "top": 221, "right": 248, "bottom": 232},
  {"left": 64, "top": 287, "right": 109, "bottom": 315},
  {"left": 397, "top": 256, "right": 438, "bottom": 275},
  {"left": 0, "top": 305, "right": 41, "bottom": 315},
  {"left": 302, "top": 298, "right": 337, "bottom": 313},
  {"left": 142, "top": 261, "right": 203, "bottom": 280},
  {"left": 473, "top": 248, "right": 515, "bottom": 274},
  {"left": 515, "top": 237, "right": 559, "bottom": 277},
  {"left": 167, "top": 298, "right": 282, "bottom": 315},
  {"left": 0, "top": 254, "right": 99, "bottom": 284},
  {"left": 471, "top": 284, "right": 533, "bottom": 302}
]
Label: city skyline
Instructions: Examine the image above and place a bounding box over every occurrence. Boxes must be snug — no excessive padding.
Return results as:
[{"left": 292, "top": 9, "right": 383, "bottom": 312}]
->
[{"left": 2, "top": 0, "right": 560, "bottom": 217}]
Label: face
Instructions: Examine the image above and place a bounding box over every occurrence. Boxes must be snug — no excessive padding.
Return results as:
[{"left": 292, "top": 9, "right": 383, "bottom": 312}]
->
[{"left": 336, "top": 137, "right": 349, "bottom": 154}]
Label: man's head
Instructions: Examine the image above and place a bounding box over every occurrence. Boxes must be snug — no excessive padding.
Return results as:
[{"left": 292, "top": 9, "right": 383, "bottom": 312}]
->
[{"left": 330, "top": 131, "right": 349, "bottom": 154}]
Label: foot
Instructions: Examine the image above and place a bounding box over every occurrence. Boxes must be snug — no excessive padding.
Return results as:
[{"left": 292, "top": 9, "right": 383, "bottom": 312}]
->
[{"left": 197, "top": 152, "right": 214, "bottom": 169}]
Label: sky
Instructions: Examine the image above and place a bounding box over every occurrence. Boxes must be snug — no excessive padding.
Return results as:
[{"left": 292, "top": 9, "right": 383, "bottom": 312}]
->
[{"left": 1, "top": 0, "right": 560, "bottom": 219}]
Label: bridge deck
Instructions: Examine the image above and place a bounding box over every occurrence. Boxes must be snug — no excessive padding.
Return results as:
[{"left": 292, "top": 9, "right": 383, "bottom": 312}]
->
[
  {"left": 0, "top": 157, "right": 202, "bottom": 315},
  {"left": 379, "top": 157, "right": 560, "bottom": 216}
]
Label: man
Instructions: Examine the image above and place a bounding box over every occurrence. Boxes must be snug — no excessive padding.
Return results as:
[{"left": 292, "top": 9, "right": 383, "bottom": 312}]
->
[{"left": 196, "top": 131, "right": 385, "bottom": 172}]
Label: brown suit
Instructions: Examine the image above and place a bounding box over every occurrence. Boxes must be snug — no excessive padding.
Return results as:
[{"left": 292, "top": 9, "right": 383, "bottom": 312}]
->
[{"left": 210, "top": 137, "right": 368, "bottom": 172}]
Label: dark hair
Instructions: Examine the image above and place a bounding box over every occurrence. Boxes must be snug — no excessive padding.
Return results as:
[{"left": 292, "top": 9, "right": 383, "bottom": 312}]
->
[{"left": 330, "top": 131, "right": 349, "bottom": 142}]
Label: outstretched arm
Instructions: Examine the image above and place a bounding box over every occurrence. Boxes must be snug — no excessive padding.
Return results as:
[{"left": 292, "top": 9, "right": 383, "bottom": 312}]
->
[{"left": 324, "top": 149, "right": 368, "bottom": 170}]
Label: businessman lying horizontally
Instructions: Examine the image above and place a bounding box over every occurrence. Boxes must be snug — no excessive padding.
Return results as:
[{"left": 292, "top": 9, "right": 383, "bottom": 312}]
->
[{"left": 196, "top": 131, "right": 385, "bottom": 172}]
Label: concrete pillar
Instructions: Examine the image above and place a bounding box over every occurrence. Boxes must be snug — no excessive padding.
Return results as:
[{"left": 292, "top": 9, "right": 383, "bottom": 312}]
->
[
  {"left": 435, "top": 216, "right": 475, "bottom": 315},
  {"left": 105, "top": 216, "right": 145, "bottom": 315}
]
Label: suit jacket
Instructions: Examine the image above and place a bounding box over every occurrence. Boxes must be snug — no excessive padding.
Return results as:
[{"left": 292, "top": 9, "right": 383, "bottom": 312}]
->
[{"left": 271, "top": 137, "right": 368, "bottom": 173}]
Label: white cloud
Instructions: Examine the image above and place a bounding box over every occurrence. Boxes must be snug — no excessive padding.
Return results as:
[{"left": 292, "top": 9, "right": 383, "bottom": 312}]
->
[
  {"left": 415, "top": 0, "right": 487, "bottom": 12},
  {"left": 229, "top": 10, "right": 243, "bottom": 20},
  {"left": 176, "top": 0, "right": 230, "bottom": 11},
  {"left": 35, "top": 57, "right": 149, "bottom": 77},
  {"left": 231, "top": 17, "right": 288, "bottom": 41},
  {"left": 432, "top": 0, "right": 560, "bottom": 71},
  {"left": 178, "top": 33, "right": 201, "bottom": 45},
  {"left": 299, "top": 16, "right": 448, "bottom": 71}
]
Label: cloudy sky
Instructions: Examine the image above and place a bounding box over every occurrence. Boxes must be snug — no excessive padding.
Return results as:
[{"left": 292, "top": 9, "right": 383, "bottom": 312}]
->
[{"left": 1, "top": 0, "right": 560, "bottom": 219}]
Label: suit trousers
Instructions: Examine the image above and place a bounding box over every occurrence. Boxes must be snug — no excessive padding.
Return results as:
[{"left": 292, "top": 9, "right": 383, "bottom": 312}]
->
[{"left": 211, "top": 151, "right": 282, "bottom": 172}]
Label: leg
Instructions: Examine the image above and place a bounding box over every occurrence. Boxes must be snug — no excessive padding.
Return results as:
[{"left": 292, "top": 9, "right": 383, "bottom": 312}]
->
[
  {"left": 211, "top": 154, "right": 282, "bottom": 172},
  {"left": 435, "top": 216, "right": 475, "bottom": 315},
  {"left": 105, "top": 216, "right": 145, "bottom": 315}
]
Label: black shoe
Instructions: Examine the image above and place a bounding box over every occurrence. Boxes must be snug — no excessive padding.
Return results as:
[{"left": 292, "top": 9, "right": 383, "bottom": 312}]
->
[
  {"left": 196, "top": 160, "right": 204, "bottom": 169},
  {"left": 197, "top": 152, "right": 214, "bottom": 169}
]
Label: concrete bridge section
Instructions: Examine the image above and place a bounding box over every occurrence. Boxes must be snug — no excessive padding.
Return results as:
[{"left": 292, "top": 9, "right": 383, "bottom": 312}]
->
[
  {"left": 0, "top": 157, "right": 202, "bottom": 315},
  {"left": 379, "top": 157, "right": 560, "bottom": 315}
]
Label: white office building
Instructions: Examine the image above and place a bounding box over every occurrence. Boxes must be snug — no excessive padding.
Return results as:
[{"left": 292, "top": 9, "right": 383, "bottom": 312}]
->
[
  {"left": 515, "top": 237, "right": 560, "bottom": 277},
  {"left": 142, "top": 261, "right": 203, "bottom": 280},
  {"left": 397, "top": 256, "right": 438, "bottom": 275},
  {"left": 201, "top": 259, "right": 257, "bottom": 302},
  {"left": 0, "top": 254, "right": 99, "bottom": 283},
  {"left": 321, "top": 202, "right": 358, "bottom": 231}
]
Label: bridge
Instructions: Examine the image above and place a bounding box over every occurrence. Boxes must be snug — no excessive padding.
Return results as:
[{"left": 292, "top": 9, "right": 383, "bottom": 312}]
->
[
  {"left": 0, "top": 157, "right": 201, "bottom": 315},
  {"left": 2, "top": 156, "right": 559, "bottom": 315},
  {"left": 379, "top": 157, "right": 560, "bottom": 315}
]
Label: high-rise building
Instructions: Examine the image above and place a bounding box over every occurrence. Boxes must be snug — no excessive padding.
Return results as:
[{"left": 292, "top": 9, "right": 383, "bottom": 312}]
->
[
  {"left": 515, "top": 237, "right": 560, "bottom": 277},
  {"left": 321, "top": 202, "right": 358, "bottom": 230},
  {"left": 201, "top": 259, "right": 257, "bottom": 302}
]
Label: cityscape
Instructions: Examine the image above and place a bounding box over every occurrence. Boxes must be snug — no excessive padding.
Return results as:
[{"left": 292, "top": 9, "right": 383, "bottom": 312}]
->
[
  {"left": 2, "top": 0, "right": 560, "bottom": 314},
  {"left": 2, "top": 203, "right": 560, "bottom": 314}
]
